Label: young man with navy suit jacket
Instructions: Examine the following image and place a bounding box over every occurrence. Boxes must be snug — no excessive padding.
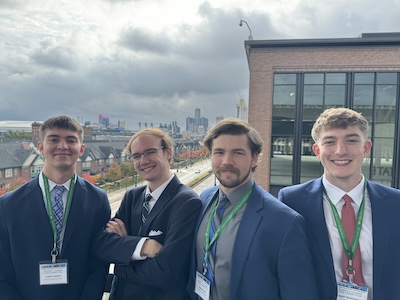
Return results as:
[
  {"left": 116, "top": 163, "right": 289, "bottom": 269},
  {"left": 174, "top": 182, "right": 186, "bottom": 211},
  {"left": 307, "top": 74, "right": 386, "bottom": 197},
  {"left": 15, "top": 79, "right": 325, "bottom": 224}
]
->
[
  {"left": 279, "top": 107, "right": 400, "bottom": 300},
  {"left": 94, "top": 128, "right": 202, "bottom": 300},
  {"left": 0, "top": 115, "right": 111, "bottom": 300},
  {"left": 187, "top": 118, "right": 318, "bottom": 300}
]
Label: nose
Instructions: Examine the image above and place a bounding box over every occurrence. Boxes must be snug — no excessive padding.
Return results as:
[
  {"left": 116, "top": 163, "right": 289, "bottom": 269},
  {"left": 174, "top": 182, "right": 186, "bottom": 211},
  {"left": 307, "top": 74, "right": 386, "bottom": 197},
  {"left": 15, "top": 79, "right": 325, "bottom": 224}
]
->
[
  {"left": 335, "top": 140, "right": 347, "bottom": 155},
  {"left": 221, "top": 152, "right": 234, "bottom": 164},
  {"left": 57, "top": 139, "right": 69, "bottom": 149}
]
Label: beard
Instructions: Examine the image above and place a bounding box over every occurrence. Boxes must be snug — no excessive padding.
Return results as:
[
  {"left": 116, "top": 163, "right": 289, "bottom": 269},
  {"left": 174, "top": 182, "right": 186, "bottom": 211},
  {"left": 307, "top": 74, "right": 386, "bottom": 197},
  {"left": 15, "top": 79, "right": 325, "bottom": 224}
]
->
[{"left": 215, "top": 164, "right": 252, "bottom": 189}]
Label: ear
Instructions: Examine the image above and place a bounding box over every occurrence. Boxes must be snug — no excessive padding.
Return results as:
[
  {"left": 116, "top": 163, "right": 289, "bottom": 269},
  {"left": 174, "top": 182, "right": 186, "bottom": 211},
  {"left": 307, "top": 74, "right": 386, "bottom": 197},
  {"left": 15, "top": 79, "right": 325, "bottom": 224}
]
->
[
  {"left": 363, "top": 140, "right": 373, "bottom": 157},
  {"left": 165, "top": 147, "right": 173, "bottom": 159},
  {"left": 312, "top": 143, "right": 320, "bottom": 157},
  {"left": 38, "top": 142, "right": 44, "bottom": 155},
  {"left": 251, "top": 152, "right": 259, "bottom": 169},
  {"left": 79, "top": 144, "right": 86, "bottom": 157}
]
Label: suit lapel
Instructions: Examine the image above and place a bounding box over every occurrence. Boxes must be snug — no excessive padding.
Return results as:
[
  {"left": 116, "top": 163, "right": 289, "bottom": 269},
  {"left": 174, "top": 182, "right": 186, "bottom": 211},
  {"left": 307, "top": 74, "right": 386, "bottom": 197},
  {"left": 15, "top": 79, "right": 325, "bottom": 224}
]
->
[
  {"left": 368, "top": 182, "right": 392, "bottom": 292},
  {"left": 230, "top": 185, "right": 263, "bottom": 298},
  {"left": 142, "top": 175, "right": 180, "bottom": 233},
  {"left": 302, "top": 178, "right": 336, "bottom": 284},
  {"left": 26, "top": 178, "right": 54, "bottom": 245},
  {"left": 61, "top": 177, "right": 87, "bottom": 253}
]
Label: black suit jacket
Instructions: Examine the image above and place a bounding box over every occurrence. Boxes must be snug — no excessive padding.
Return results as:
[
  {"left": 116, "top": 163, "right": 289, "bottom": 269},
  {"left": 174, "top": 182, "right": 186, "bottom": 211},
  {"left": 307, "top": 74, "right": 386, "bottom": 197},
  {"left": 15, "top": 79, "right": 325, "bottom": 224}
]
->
[
  {"left": 94, "top": 175, "right": 202, "bottom": 300},
  {"left": 0, "top": 176, "right": 111, "bottom": 300}
]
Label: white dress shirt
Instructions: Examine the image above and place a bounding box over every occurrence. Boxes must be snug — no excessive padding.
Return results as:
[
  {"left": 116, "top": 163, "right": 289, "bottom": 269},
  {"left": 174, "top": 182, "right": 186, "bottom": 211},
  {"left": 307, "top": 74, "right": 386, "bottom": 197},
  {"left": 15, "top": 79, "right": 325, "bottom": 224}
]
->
[
  {"left": 132, "top": 173, "right": 175, "bottom": 260},
  {"left": 322, "top": 175, "right": 373, "bottom": 300}
]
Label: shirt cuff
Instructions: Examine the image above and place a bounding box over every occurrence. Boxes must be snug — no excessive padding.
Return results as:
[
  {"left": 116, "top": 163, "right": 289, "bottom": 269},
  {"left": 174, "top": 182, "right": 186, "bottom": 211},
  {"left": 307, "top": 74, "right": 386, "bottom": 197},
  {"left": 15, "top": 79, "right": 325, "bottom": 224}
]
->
[{"left": 132, "top": 237, "right": 148, "bottom": 260}]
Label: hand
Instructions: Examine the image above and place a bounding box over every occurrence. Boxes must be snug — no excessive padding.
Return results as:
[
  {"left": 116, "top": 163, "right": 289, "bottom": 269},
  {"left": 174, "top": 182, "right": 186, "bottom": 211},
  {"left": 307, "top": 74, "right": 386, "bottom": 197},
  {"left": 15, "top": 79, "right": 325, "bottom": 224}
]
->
[
  {"left": 106, "top": 218, "right": 128, "bottom": 236},
  {"left": 141, "top": 239, "right": 163, "bottom": 258}
]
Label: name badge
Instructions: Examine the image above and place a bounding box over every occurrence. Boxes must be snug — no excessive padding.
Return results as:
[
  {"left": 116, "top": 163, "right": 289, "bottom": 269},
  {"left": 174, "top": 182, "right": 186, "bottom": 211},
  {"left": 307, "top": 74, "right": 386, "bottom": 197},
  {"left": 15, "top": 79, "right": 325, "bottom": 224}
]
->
[
  {"left": 195, "top": 271, "right": 210, "bottom": 300},
  {"left": 337, "top": 281, "right": 368, "bottom": 300},
  {"left": 39, "top": 260, "right": 69, "bottom": 285}
]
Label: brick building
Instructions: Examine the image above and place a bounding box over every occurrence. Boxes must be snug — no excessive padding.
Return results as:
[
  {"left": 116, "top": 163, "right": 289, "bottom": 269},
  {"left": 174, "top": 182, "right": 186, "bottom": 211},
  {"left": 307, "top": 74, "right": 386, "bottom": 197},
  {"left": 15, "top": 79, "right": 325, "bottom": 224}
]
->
[{"left": 244, "top": 32, "right": 400, "bottom": 196}]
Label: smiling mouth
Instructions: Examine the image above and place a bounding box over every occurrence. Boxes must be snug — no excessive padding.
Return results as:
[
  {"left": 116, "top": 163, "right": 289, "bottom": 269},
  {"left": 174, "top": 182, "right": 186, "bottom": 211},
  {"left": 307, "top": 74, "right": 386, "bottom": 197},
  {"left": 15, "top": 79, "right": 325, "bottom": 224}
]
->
[
  {"left": 332, "top": 160, "right": 351, "bottom": 165},
  {"left": 141, "top": 166, "right": 155, "bottom": 172}
]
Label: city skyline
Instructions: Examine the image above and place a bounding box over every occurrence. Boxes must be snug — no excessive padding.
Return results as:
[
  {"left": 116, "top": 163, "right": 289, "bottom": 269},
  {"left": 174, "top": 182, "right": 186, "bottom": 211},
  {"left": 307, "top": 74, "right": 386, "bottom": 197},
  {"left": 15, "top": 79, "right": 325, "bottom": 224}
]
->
[{"left": 1, "top": 1, "right": 399, "bottom": 127}]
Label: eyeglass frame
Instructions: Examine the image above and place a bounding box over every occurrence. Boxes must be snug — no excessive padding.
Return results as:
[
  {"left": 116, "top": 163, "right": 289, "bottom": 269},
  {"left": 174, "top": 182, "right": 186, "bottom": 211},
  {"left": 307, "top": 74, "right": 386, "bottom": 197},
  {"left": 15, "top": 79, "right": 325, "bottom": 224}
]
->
[{"left": 131, "top": 146, "right": 164, "bottom": 161}]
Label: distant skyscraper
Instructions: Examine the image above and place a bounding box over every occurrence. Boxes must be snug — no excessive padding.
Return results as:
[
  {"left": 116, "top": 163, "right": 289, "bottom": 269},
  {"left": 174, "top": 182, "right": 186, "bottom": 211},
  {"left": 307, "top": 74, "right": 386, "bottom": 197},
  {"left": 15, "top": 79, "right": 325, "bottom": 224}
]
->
[
  {"left": 186, "top": 117, "right": 195, "bottom": 132},
  {"left": 216, "top": 116, "right": 224, "bottom": 123},
  {"left": 194, "top": 108, "right": 201, "bottom": 132},
  {"left": 236, "top": 99, "right": 248, "bottom": 121},
  {"left": 98, "top": 114, "right": 109, "bottom": 128}
]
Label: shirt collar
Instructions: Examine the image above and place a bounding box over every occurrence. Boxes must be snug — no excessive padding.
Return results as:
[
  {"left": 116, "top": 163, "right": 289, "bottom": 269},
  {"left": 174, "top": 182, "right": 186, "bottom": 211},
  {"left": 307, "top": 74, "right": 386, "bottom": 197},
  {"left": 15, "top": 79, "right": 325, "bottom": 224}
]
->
[
  {"left": 220, "top": 177, "right": 254, "bottom": 206},
  {"left": 145, "top": 173, "right": 175, "bottom": 200},
  {"left": 322, "top": 174, "right": 365, "bottom": 206},
  {"left": 39, "top": 171, "right": 76, "bottom": 192}
]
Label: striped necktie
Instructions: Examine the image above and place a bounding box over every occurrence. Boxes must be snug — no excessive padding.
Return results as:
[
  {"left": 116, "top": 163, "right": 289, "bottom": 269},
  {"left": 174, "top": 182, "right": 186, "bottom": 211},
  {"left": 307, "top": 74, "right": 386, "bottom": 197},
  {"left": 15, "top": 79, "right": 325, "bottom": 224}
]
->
[
  {"left": 203, "top": 195, "right": 229, "bottom": 286},
  {"left": 142, "top": 194, "right": 152, "bottom": 224}
]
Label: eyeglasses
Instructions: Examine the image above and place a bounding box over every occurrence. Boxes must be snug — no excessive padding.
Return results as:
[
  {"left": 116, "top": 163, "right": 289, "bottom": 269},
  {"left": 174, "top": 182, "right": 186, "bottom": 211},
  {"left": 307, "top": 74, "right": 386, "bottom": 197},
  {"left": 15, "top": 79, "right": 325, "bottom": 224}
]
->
[{"left": 131, "top": 146, "right": 164, "bottom": 161}]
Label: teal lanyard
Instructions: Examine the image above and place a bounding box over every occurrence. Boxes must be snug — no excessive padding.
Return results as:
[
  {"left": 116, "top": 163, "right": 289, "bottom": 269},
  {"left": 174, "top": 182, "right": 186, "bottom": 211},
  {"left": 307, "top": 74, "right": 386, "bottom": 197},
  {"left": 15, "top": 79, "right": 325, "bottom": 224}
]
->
[
  {"left": 203, "top": 185, "right": 253, "bottom": 270},
  {"left": 43, "top": 173, "right": 76, "bottom": 262},
  {"left": 322, "top": 179, "right": 367, "bottom": 274}
]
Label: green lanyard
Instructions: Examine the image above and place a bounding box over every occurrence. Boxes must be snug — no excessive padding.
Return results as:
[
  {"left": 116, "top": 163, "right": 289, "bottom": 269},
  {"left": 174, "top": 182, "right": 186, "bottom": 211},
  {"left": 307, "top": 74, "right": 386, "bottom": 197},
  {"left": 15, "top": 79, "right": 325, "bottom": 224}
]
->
[
  {"left": 43, "top": 173, "right": 76, "bottom": 263},
  {"left": 203, "top": 185, "right": 253, "bottom": 269},
  {"left": 323, "top": 179, "right": 367, "bottom": 275}
]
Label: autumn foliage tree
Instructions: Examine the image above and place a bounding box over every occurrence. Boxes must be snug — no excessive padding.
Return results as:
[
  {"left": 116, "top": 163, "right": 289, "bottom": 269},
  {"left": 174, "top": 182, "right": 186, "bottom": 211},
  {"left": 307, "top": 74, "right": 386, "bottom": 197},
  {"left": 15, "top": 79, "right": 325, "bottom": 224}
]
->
[{"left": 104, "top": 163, "right": 123, "bottom": 182}]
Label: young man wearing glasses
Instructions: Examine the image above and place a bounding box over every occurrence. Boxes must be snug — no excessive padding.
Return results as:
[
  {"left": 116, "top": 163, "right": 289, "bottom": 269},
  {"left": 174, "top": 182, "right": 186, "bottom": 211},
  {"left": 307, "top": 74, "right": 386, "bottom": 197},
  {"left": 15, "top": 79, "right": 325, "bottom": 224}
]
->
[{"left": 94, "top": 128, "right": 201, "bottom": 300}]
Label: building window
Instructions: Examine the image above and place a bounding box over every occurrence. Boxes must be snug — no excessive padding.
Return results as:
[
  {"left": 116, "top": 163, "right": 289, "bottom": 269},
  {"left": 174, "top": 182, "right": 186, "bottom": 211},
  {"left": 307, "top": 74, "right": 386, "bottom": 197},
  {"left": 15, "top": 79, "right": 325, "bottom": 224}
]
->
[
  {"left": 0, "top": 170, "right": 2, "bottom": 178},
  {"left": 31, "top": 165, "right": 43, "bottom": 174},
  {"left": 14, "top": 168, "right": 19, "bottom": 176},
  {"left": 82, "top": 162, "right": 91, "bottom": 169},
  {"left": 5, "top": 169, "right": 12, "bottom": 178},
  {"left": 272, "top": 71, "right": 399, "bottom": 190}
]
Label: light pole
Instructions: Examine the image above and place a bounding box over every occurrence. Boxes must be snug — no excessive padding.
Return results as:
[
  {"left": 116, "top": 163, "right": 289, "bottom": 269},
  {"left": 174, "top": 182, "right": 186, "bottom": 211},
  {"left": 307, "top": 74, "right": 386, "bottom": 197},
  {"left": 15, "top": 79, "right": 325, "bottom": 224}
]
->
[{"left": 239, "top": 19, "right": 253, "bottom": 40}]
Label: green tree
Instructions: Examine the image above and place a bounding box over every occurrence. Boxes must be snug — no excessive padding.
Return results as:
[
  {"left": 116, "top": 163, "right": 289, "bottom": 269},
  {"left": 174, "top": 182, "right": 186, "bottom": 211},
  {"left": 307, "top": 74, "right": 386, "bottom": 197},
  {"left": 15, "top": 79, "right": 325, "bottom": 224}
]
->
[
  {"left": 3, "top": 130, "right": 31, "bottom": 140},
  {"left": 120, "top": 162, "right": 136, "bottom": 177},
  {"left": 104, "top": 162, "right": 123, "bottom": 182}
]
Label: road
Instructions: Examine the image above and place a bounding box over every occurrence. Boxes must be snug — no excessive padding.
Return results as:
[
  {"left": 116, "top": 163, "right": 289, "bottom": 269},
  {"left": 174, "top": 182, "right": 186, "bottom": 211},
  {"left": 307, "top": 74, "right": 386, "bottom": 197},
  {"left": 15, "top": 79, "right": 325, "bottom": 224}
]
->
[{"left": 107, "top": 159, "right": 215, "bottom": 216}]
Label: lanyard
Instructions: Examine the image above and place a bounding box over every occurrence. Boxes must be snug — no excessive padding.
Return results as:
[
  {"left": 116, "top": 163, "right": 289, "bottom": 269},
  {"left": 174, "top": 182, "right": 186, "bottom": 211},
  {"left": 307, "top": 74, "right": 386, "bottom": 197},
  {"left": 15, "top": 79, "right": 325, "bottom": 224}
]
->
[
  {"left": 203, "top": 185, "right": 253, "bottom": 270},
  {"left": 323, "top": 179, "right": 367, "bottom": 275},
  {"left": 43, "top": 173, "right": 76, "bottom": 262}
]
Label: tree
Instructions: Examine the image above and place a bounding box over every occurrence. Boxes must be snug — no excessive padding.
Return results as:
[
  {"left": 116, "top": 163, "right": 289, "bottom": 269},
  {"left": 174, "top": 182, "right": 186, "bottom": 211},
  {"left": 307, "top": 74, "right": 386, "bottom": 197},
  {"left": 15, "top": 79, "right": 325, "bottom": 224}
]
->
[
  {"left": 120, "top": 162, "right": 136, "bottom": 177},
  {"left": 8, "top": 177, "right": 28, "bottom": 192},
  {"left": 104, "top": 163, "right": 123, "bottom": 182},
  {"left": 3, "top": 130, "right": 31, "bottom": 140},
  {"left": 82, "top": 173, "right": 95, "bottom": 184}
]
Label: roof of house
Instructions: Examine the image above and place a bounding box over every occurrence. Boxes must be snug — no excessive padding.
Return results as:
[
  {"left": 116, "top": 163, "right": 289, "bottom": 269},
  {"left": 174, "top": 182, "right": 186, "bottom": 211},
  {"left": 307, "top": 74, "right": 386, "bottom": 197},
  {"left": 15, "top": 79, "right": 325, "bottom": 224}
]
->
[{"left": 0, "top": 142, "right": 35, "bottom": 169}]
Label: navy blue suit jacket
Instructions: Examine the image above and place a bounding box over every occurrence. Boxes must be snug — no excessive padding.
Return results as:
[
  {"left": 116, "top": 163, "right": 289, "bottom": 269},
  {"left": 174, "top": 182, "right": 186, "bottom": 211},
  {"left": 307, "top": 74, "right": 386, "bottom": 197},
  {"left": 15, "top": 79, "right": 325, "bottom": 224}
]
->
[
  {"left": 94, "top": 175, "right": 202, "bottom": 300},
  {"left": 187, "top": 183, "right": 319, "bottom": 300},
  {"left": 0, "top": 176, "right": 111, "bottom": 300},
  {"left": 279, "top": 178, "right": 400, "bottom": 300}
]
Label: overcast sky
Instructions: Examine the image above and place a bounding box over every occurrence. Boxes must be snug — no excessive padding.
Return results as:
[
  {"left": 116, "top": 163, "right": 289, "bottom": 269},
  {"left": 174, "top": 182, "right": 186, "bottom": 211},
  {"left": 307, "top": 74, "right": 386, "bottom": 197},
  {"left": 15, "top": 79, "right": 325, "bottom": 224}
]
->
[{"left": 1, "top": 0, "right": 399, "bottom": 130}]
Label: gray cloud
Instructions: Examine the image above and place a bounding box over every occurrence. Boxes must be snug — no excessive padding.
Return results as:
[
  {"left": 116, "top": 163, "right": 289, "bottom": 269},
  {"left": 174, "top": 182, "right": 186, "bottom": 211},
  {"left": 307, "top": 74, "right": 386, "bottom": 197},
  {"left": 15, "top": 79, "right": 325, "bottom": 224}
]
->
[{"left": 1, "top": 0, "right": 400, "bottom": 130}]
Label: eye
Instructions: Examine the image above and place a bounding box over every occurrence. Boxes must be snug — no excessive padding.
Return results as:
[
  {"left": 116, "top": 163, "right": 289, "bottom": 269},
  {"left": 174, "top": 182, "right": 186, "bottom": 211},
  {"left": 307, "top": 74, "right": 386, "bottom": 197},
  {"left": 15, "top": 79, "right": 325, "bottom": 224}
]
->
[
  {"left": 132, "top": 154, "right": 141, "bottom": 161},
  {"left": 144, "top": 149, "right": 157, "bottom": 156}
]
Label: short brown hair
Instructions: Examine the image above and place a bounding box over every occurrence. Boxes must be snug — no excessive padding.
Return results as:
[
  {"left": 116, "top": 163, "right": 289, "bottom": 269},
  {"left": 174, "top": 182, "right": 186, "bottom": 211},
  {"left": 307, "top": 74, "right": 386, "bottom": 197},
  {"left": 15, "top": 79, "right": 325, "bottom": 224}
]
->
[
  {"left": 203, "top": 118, "right": 263, "bottom": 171},
  {"left": 311, "top": 108, "right": 369, "bottom": 142},
  {"left": 39, "top": 115, "right": 84, "bottom": 142}
]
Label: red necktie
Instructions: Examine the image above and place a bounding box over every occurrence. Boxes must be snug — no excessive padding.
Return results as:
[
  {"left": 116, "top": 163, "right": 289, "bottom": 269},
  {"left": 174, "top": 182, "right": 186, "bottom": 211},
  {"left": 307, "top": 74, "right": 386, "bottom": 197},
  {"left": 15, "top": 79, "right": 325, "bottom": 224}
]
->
[{"left": 341, "top": 194, "right": 364, "bottom": 285}]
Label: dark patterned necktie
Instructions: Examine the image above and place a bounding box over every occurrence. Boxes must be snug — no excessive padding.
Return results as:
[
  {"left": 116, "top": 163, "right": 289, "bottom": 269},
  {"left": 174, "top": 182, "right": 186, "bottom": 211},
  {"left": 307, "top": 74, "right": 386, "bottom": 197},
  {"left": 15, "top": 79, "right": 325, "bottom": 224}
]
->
[
  {"left": 142, "top": 194, "right": 152, "bottom": 224},
  {"left": 52, "top": 185, "right": 66, "bottom": 238}
]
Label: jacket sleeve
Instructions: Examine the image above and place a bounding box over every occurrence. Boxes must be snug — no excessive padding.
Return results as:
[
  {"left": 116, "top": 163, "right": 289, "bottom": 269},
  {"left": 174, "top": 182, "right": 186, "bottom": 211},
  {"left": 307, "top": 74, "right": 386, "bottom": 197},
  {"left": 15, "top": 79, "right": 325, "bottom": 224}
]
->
[
  {"left": 80, "top": 191, "right": 111, "bottom": 299},
  {"left": 0, "top": 198, "right": 24, "bottom": 300},
  {"left": 114, "top": 195, "right": 202, "bottom": 289}
]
